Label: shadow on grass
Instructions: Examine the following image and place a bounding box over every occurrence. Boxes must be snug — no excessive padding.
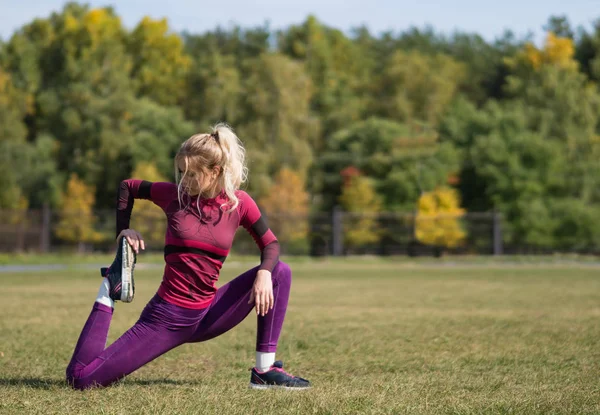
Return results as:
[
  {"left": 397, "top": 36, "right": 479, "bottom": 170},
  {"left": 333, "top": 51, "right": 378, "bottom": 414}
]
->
[
  {"left": 0, "top": 378, "right": 63, "bottom": 389},
  {"left": 0, "top": 377, "right": 203, "bottom": 389}
]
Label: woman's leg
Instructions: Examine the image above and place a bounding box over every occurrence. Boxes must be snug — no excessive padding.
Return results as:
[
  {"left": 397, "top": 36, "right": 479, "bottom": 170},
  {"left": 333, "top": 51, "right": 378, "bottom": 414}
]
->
[
  {"left": 188, "top": 261, "right": 291, "bottom": 352},
  {"left": 66, "top": 295, "right": 203, "bottom": 390},
  {"left": 188, "top": 261, "right": 310, "bottom": 389}
]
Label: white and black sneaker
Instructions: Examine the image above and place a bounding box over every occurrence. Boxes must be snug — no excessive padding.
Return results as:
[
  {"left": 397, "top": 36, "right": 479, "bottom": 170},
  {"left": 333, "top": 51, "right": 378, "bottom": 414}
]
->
[{"left": 100, "top": 237, "right": 136, "bottom": 303}]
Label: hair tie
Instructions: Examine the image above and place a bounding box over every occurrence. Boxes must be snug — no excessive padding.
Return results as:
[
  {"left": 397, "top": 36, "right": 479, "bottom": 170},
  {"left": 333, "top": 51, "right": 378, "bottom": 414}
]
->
[{"left": 211, "top": 131, "right": 220, "bottom": 142}]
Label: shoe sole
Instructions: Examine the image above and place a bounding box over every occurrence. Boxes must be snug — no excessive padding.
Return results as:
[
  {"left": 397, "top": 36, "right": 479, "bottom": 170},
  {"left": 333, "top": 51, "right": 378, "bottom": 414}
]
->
[
  {"left": 248, "top": 383, "right": 311, "bottom": 390},
  {"left": 120, "top": 241, "right": 135, "bottom": 303}
]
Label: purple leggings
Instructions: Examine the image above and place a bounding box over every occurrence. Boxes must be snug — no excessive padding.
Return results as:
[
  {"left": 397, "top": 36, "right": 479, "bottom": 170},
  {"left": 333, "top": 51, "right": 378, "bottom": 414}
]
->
[{"left": 66, "top": 262, "right": 291, "bottom": 390}]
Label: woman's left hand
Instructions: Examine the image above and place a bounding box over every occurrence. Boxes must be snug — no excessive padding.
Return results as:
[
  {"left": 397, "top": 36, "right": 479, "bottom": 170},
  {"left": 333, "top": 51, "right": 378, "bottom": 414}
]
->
[{"left": 248, "top": 270, "right": 274, "bottom": 316}]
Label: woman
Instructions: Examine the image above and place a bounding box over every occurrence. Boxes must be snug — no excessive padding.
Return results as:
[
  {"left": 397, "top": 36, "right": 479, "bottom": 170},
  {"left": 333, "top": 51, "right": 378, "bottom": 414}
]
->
[{"left": 66, "top": 123, "right": 310, "bottom": 390}]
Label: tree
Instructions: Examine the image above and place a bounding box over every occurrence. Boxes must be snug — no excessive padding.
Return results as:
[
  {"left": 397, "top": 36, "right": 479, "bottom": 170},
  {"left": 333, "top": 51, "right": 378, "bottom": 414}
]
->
[
  {"left": 506, "top": 32, "right": 578, "bottom": 73},
  {"left": 1, "top": 4, "right": 199, "bottom": 209},
  {"left": 550, "top": 198, "right": 600, "bottom": 251},
  {"left": 128, "top": 162, "right": 168, "bottom": 248},
  {"left": 338, "top": 173, "right": 382, "bottom": 252},
  {"left": 0, "top": 68, "right": 27, "bottom": 212},
  {"left": 258, "top": 168, "right": 310, "bottom": 250},
  {"left": 0, "top": 69, "right": 27, "bottom": 141},
  {"left": 0, "top": 69, "right": 61, "bottom": 215},
  {"left": 575, "top": 19, "right": 600, "bottom": 82},
  {"left": 544, "top": 15, "right": 574, "bottom": 39},
  {"left": 19, "top": 5, "right": 137, "bottom": 206},
  {"left": 440, "top": 32, "right": 520, "bottom": 104},
  {"left": 55, "top": 174, "right": 103, "bottom": 252},
  {"left": 278, "top": 16, "right": 369, "bottom": 138},
  {"left": 415, "top": 187, "right": 466, "bottom": 250},
  {"left": 440, "top": 97, "right": 600, "bottom": 249},
  {"left": 237, "top": 53, "right": 319, "bottom": 198},
  {"left": 183, "top": 24, "right": 271, "bottom": 68},
  {"left": 317, "top": 117, "right": 459, "bottom": 212},
  {"left": 375, "top": 50, "right": 464, "bottom": 125},
  {"left": 181, "top": 52, "right": 241, "bottom": 128},
  {"left": 128, "top": 98, "right": 195, "bottom": 179},
  {"left": 128, "top": 17, "right": 191, "bottom": 106},
  {"left": 504, "top": 34, "right": 600, "bottom": 204}
]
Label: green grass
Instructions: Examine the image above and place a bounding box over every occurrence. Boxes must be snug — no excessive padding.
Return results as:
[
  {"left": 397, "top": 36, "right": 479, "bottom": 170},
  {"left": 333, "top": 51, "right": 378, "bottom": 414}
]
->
[
  {"left": 1, "top": 260, "right": 599, "bottom": 414},
  {"left": 1, "top": 252, "right": 600, "bottom": 266}
]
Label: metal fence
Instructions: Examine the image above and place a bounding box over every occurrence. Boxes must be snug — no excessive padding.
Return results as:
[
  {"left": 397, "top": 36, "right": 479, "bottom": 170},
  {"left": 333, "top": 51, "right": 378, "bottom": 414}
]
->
[
  {"left": 0, "top": 207, "right": 510, "bottom": 256},
  {"left": 5, "top": 206, "right": 599, "bottom": 256}
]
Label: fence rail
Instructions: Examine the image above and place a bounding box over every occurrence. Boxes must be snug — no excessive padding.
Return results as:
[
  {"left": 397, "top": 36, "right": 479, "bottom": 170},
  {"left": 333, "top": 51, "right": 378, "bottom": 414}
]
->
[{"left": 0, "top": 207, "right": 598, "bottom": 256}]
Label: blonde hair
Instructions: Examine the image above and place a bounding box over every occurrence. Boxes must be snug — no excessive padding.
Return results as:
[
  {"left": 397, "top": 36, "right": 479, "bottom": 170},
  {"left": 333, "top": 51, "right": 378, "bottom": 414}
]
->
[{"left": 175, "top": 123, "right": 248, "bottom": 213}]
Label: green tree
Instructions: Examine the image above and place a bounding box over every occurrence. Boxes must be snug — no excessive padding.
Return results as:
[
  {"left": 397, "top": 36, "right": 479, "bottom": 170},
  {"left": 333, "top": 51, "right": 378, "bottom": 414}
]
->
[
  {"left": 440, "top": 97, "right": 600, "bottom": 249},
  {"left": 575, "top": 19, "right": 600, "bottom": 81},
  {"left": 183, "top": 25, "right": 271, "bottom": 68},
  {"left": 504, "top": 34, "right": 600, "bottom": 205},
  {"left": 317, "top": 117, "right": 459, "bottom": 212},
  {"left": 182, "top": 52, "right": 241, "bottom": 128},
  {"left": 23, "top": 5, "right": 136, "bottom": 205},
  {"left": 544, "top": 15, "right": 575, "bottom": 39},
  {"left": 0, "top": 69, "right": 27, "bottom": 141},
  {"left": 129, "top": 98, "right": 195, "bottom": 178},
  {"left": 375, "top": 50, "right": 464, "bottom": 125},
  {"left": 128, "top": 17, "right": 191, "bottom": 106},
  {"left": 1, "top": 4, "right": 200, "bottom": 209},
  {"left": 278, "top": 16, "right": 368, "bottom": 138},
  {"left": 237, "top": 53, "right": 319, "bottom": 198}
]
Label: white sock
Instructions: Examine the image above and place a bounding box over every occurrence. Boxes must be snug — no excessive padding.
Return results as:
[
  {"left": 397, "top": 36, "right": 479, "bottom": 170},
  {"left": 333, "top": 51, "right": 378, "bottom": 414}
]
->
[
  {"left": 95, "top": 278, "right": 114, "bottom": 309},
  {"left": 256, "top": 352, "right": 276, "bottom": 372}
]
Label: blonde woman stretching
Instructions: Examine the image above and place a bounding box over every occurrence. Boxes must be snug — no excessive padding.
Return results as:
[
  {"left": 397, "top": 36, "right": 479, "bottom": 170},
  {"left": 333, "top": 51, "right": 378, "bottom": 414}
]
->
[{"left": 66, "top": 124, "right": 310, "bottom": 390}]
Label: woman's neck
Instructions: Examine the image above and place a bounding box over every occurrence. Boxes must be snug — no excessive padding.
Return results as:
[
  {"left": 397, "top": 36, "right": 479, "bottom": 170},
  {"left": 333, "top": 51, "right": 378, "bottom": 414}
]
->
[{"left": 199, "top": 185, "right": 222, "bottom": 199}]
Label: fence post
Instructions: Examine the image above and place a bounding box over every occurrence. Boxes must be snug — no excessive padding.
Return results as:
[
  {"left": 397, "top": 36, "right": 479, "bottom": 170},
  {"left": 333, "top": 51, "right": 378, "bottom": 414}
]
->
[
  {"left": 40, "top": 204, "right": 51, "bottom": 253},
  {"left": 332, "top": 206, "right": 344, "bottom": 256},
  {"left": 493, "top": 210, "right": 503, "bottom": 256}
]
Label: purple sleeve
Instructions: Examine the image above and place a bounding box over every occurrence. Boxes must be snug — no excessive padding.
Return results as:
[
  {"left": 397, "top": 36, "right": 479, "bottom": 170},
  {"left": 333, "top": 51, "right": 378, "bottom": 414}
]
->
[
  {"left": 238, "top": 191, "right": 280, "bottom": 272},
  {"left": 116, "top": 180, "right": 176, "bottom": 238},
  {"left": 259, "top": 241, "right": 280, "bottom": 272}
]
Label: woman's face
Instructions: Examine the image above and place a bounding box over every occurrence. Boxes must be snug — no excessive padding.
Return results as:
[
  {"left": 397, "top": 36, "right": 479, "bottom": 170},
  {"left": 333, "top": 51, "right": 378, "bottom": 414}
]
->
[
  {"left": 177, "top": 159, "right": 217, "bottom": 197},
  {"left": 178, "top": 159, "right": 201, "bottom": 196}
]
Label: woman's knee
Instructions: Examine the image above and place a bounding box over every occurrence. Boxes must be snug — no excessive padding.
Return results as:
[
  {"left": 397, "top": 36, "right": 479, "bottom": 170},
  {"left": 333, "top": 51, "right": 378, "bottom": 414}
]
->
[
  {"left": 66, "top": 369, "right": 87, "bottom": 391},
  {"left": 273, "top": 261, "right": 292, "bottom": 285},
  {"left": 66, "top": 364, "right": 96, "bottom": 390}
]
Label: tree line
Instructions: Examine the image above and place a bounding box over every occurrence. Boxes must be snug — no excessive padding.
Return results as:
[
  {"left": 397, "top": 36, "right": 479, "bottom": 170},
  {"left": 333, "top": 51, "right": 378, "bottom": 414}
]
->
[{"left": 1, "top": 3, "right": 600, "bottom": 251}]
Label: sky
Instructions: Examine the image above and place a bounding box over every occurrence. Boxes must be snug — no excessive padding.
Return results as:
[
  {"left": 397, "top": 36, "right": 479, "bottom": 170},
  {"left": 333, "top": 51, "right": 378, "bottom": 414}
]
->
[{"left": 0, "top": 0, "right": 597, "bottom": 42}]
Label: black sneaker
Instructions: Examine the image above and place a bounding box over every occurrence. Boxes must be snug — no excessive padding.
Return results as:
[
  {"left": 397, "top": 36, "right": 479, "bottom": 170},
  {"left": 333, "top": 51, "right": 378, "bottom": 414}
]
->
[
  {"left": 249, "top": 361, "right": 311, "bottom": 390},
  {"left": 100, "top": 237, "right": 136, "bottom": 303}
]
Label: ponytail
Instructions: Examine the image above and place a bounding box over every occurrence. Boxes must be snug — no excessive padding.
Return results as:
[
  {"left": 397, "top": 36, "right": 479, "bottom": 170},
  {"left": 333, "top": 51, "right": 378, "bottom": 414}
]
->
[{"left": 212, "top": 123, "right": 248, "bottom": 212}]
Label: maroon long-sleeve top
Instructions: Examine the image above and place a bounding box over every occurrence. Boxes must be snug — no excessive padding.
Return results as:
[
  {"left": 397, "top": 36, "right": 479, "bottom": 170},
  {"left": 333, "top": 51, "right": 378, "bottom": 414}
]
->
[{"left": 117, "top": 180, "right": 280, "bottom": 309}]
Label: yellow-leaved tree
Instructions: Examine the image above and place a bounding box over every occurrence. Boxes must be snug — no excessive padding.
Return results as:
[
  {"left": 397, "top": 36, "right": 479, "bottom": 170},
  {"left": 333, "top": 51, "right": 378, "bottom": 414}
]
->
[
  {"left": 258, "top": 168, "right": 310, "bottom": 250},
  {"left": 55, "top": 174, "right": 103, "bottom": 252},
  {"left": 415, "top": 187, "right": 466, "bottom": 250},
  {"left": 507, "top": 32, "right": 578, "bottom": 72},
  {"left": 129, "top": 162, "right": 168, "bottom": 249},
  {"left": 338, "top": 172, "right": 382, "bottom": 252}
]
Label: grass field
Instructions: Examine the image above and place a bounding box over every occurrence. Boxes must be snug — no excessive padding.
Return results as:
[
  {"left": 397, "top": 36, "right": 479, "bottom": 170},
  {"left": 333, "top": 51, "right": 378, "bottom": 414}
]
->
[{"left": 1, "top": 259, "right": 599, "bottom": 414}]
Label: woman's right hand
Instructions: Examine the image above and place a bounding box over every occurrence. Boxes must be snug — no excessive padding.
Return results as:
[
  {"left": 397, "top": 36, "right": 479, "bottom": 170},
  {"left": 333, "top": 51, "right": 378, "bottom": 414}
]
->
[{"left": 117, "top": 229, "right": 145, "bottom": 253}]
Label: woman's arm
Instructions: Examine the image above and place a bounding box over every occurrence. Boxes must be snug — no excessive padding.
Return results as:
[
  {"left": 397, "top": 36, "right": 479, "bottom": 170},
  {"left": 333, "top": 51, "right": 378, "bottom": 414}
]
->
[
  {"left": 238, "top": 191, "right": 281, "bottom": 316},
  {"left": 116, "top": 179, "right": 176, "bottom": 237},
  {"left": 116, "top": 180, "right": 152, "bottom": 238},
  {"left": 237, "top": 191, "right": 280, "bottom": 272}
]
